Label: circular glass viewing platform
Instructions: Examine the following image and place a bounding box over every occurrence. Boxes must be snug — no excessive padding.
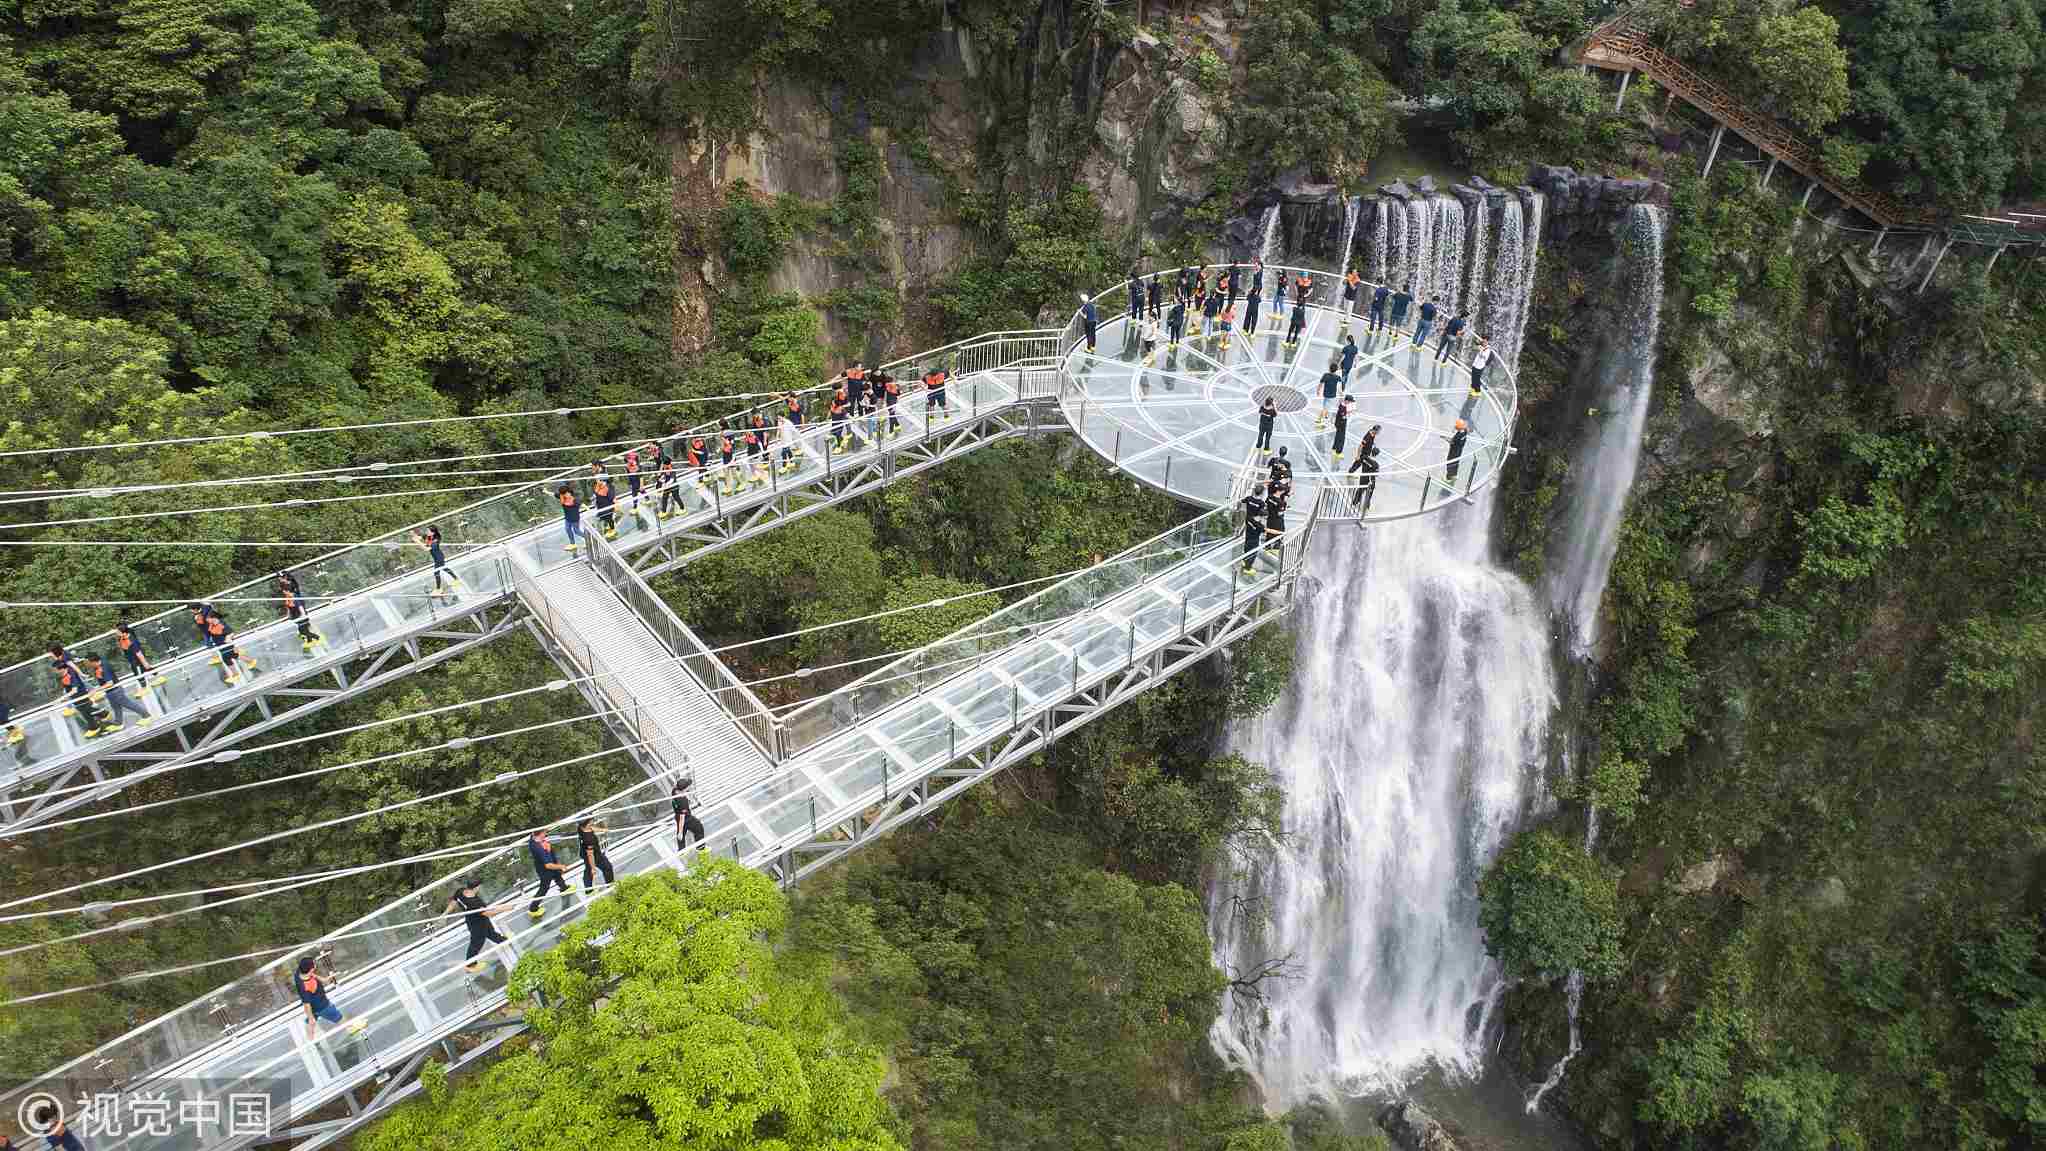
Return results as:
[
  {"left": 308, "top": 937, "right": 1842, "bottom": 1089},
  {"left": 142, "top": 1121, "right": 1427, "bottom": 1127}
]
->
[{"left": 1056, "top": 265, "right": 1518, "bottom": 521}]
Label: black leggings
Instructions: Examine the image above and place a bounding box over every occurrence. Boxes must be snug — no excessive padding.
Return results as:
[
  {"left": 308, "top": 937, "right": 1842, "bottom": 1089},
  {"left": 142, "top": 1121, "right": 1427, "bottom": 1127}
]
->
[
  {"left": 465, "top": 920, "right": 507, "bottom": 960},
  {"left": 676, "top": 811, "right": 705, "bottom": 846},
  {"left": 658, "top": 486, "right": 683, "bottom": 515},
  {"left": 581, "top": 848, "right": 614, "bottom": 890},
  {"left": 1256, "top": 421, "right": 1275, "bottom": 452}
]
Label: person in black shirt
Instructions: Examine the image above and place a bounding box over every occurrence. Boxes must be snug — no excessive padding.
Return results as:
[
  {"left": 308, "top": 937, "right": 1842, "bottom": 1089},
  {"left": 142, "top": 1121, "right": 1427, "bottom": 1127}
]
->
[
  {"left": 412, "top": 524, "right": 458, "bottom": 596},
  {"left": 1243, "top": 283, "right": 1262, "bottom": 337},
  {"left": 1241, "top": 485, "right": 1269, "bottom": 573},
  {"left": 1265, "top": 488, "right": 1287, "bottom": 551},
  {"left": 1436, "top": 312, "right": 1467, "bottom": 361},
  {"left": 1331, "top": 395, "right": 1353, "bottom": 467},
  {"left": 1285, "top": 287, "right": 1309, "bottom": 347},
  {"left": 577, "top": 817, "right": 615, "bottom": 891},
  {"left": 672, "top": 777, "right": 704, "bottom": 850},
  {"left": 31, "top": 1104, "right": 83, "bottom": 1151},
  {"left": 527, "top": 830, "right": 569, "bottom": 917},
  {"left": 446, "top": 879, "right": 506, "bottom": 971},
  {"left": 1368, "top": 283, "right": 1390, "bottom": 333},
  {"left": 1389, "top": 282, "right": 1413, "bottom": 335},
  {"left": 1146, "top": 274, "right": 1162, "bottom": 321},
  {"left": 1350, "top": 425, "right": 1382, "bottom": 511},
  {"left": 1167, "top": 297, "right": 1187, "bottom": 348},
  {"left": 1255, "top": 396, "right": 1278, "bottom": 455},
  {"left": 1268, "top": 445, "right": 1294, "bottom": 493},
  {"left": 1317, "top": 360, "right": 1341, "bottom": 427},
  {"left": 276, "top": 571, "right": 321, "bottom": 648},
  {"left": 1445, "top": 419, "right": 1470, "bottom": 486}
]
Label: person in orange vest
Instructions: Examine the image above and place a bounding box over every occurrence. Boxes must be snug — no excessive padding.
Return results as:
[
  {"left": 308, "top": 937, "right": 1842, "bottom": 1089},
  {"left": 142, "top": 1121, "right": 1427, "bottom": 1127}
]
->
[
  {"left": 622, "top": 449, "right": 644, "bottom": 514},
  {"left": 82, "top": 653, "right": 149, "bottom": 729},
  {"left": 780, "top": 391, "right": 805, "bottom": 473},
  {"left": 556, "top": 483, "right": 583, "bottom": 554},
  {"left": 682, "top": 435, "right": 708, "bottom": 491},
  {"left": 717, "top": 426, "right": 741, "bottom": 495},
  {"left": 829, "top": 386, "right": 851, "bottom": 450},
  {"left": 48, "top": 645, "right": 110, "bottom": 736},
  {"left": 923, "top": 365, "right": 950, "bottom": 421},
  {"left": 114, "top": 621, "right": 168, "bottom": 690},
  {"left": 276, "top": 570, "right": 323, "bottom": 649},
  {"left": 202, "top": 609, "right": 253, "bottom": 683},
  {"left": 845, "top": 362, "right": 869, "bottom": 433},
  {"left": 591, "top": 471, "right": 618, "bottom": 540},
  {"left": 880, "top": 372, "right": 902, "bottom": 438}
]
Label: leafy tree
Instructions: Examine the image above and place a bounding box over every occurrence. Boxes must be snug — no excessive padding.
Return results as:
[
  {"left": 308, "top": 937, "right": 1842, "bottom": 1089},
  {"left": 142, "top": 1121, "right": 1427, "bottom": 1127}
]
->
[
  {"left": 1752, "top": 6, "right": 1849, "bottom": 132},
  {"left": 1477, "top": 828, "right": 1622, "bottom": 983},
  {"left": 1236, "top": 0, "right": 1397, "bottom": 181},
  {"left": 1740, "top": 1065, "right": 1839, "bottom": 1151},
  {"left": 875, "top": 574, "right": 996, "bottom": 651},
  {"left": 361, "top": 861, "right": 902, "bottom": 1151}
]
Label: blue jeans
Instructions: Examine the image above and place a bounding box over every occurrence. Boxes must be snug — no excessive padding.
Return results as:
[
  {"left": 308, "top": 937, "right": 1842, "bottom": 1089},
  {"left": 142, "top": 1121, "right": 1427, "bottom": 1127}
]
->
[
  {"left": 310, "top": 1003, "right": 342, "bottom": 1025},
  {"left": 1369, "top": 305, "right": 1385, "bottom": 331},
  {"left": 1413, "top": 319, "right": 1432, "bottom": 346},
  {"left": 563, "top": 517, "right": 582, "bottom": 548}
]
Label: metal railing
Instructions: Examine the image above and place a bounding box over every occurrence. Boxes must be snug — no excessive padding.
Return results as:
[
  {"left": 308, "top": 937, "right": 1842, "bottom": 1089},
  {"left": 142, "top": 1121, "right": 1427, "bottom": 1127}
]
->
[{"left": 582, "top": 531, "right": 780, "bottom": 762}]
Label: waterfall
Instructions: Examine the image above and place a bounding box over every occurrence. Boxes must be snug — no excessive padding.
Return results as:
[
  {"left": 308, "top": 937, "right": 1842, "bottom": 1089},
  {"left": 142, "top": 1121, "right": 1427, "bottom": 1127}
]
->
[
  {"left": 1547, "top": 203, "right": 1666, "bottom": 656},
  {"left": 1385, "top": 201, "right": 1405, "bottom": 288},
  {"left": 1372, "top": 199, "right": 1390, "bottom": 284},
  {"left": 1482, "top": 198, "right": 1526, "bottom": 365},
  {"left": 1259, "top": 204, "right": 1283, "bottom": 267},
  {"left": 1433, "top": 198, "right": 1467, "bottom": 318},
  {"left": 1405, "top": 198, "right": 1432, "bottom": 298},
  {"left": 1463, "top": 200, "right": 1490, "bottom": 334},
  {"left": 1337, "top": 197, "right": 1362, "bottom": 280},
  {"left": 1506, "top": 192, "right": 1546, "bottom": 370},
  {"left": 1208, "top": 506, "right": 1557, "bottom": 1106}
]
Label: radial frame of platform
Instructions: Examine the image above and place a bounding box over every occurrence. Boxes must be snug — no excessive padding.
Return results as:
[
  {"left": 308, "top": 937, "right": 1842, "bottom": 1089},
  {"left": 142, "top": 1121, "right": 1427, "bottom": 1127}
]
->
[{"left": 1053, "top": 264, "right": 1519, "bottom": 523}]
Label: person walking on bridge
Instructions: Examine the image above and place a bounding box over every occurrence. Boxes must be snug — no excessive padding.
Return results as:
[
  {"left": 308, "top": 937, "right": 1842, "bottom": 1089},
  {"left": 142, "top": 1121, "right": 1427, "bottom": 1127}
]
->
[
  {"left": 673, "top": 777, "right": 704, "bottom": 850},
  {"left": 925, "top": 364, "right": 951, "bottom": 421},
  {"left": 527, "top": 829, "right": 569, "bottom": 917},
  {"left": 113, "top": 622, "right": 167, "bottom": 690},
  {"left": 50, "top": 646, "right": 109, "bottom": 737},
  {"left": 276, "top": 571, "right": 323, "bottom": 649},
  {"left": 655, "top": 455, "right": 682, "bottom": 519},
  {"left": 412, "top": 525, "right": 458, "bottom": 598},
  {"left": 780, "top": 391, "right": 806, "bottom": 472},
  {"left": 447, "top": 879, "right": 506, "bottom": 972},
  {"left": 81, "top": 653, "right": 148, "bottom": 730},
  {"left": 556, "top": 483, "right": 583, "bottom": 555},
  {"left": 1241, "top": 483, "right": 1269, "bottom": 573},
  {"left": 196, "top": 606, "right": 255, "bottom": 683},
  {"left": 1349, "top": 429, "right": 1381, "bottom": 512},
  {"left": 1340, "top": 331, "right": 1359, "bottom": 384},
  {"left": 577, "top": 817, "right": 615, "bottom": 891},
  {"left": 592, "top": 471, "right": 619, "bottom": 538},
  {"left": 296, "top": 956, "right": 363, "bottom": 1043},
  {"left": 829, "top": 387, "right": 851, "bottom": 451}
]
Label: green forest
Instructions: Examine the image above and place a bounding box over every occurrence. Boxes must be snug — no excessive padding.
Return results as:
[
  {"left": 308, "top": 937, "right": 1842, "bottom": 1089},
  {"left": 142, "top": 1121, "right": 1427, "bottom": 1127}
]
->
[{"left": 3, "top": 0, "right": 2046, "bottom": 1147}]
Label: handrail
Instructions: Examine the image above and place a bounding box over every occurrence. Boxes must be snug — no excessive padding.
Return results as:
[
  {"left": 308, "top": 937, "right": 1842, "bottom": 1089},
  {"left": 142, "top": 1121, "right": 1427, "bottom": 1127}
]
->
[{"left": 1579, "top": 18, "right": 1938, "bottom": 229}]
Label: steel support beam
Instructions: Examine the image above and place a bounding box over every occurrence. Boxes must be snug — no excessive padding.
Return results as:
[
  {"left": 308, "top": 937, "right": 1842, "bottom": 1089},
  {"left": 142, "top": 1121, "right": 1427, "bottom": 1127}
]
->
[{"left": 1701, "top": 123, "right": 1727, "bottom": 179}]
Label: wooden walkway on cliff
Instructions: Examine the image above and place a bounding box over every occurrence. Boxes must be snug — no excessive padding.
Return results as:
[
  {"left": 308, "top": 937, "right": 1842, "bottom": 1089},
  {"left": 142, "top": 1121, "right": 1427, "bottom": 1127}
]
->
[{"left": 1576, "top": 15, "right": 2045, "bottom": 290}]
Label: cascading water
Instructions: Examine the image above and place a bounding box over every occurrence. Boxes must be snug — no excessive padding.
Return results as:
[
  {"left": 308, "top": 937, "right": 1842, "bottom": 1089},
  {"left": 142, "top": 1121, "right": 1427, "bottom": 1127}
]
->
[
  {"left": 1337, "top": 196, "right": 1362, "bottom": 280},
  {"left": 1208, "top": 503, "right": 1557, "bottom": 1106},
  {"left": 1405, "top": 198, "right": 1433, "bottom": 297},
  {"left": 1547, "top": 203, "right": 1666, "bottom": 656},
  {"left": 1463, "top": 200, "right": 1490, "bottom": 332},
  {"left": 1483, "top": 197, "right": 1527, "bottom": 363},
  {"left": 1506, "top": 193, "right": 1546, "bottom": 370},
  {"left": 1372, "top": 199, "right": 1390, "bottom": 284},
  {"left": 1433, "top": 198, "right": 1467, "bottom": 318},
  {"left": 1385, "top": 201, "right": 1405, "bottom": 288},
  {"left": 1258, "top": 204, "right": 1283, "bottom": 267}
]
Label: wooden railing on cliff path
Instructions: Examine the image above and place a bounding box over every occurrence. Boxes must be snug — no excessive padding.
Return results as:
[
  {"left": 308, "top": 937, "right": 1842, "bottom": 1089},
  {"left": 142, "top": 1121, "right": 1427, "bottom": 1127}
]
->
[{"left": 1576, "top": 15, "right": 1941, "bottom": 231}]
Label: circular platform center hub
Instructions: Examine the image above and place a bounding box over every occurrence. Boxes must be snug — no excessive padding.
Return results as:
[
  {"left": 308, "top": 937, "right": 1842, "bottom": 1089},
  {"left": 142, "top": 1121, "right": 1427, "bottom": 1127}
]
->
[{"left": 1251, "top": 383, "right": 1309, "bottom": 413}]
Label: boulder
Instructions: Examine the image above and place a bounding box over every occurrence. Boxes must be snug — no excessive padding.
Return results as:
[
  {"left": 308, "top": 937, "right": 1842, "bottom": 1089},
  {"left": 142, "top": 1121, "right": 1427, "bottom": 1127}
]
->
[
  {"left": 1415, "top": 174, "right": 1438, "bottom": 195},
  {"left": 1674, "top": 856, "right": 1727, "bottom": 894},
  {"left": 1377, "top": 1101, "right": 1462, "bottom": 1151}
]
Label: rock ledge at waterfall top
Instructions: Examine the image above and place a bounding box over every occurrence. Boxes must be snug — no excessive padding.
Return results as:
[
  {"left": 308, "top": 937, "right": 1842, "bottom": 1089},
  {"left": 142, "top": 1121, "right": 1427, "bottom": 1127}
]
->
[{"left": 1377, "top": 1101, "right": 1465, "bottom": 1151}]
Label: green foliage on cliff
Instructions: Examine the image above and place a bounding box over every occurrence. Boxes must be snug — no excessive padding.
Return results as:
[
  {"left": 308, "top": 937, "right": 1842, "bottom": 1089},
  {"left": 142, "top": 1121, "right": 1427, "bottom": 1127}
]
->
[
  {"left": 1479, "top": 828, "right": 1624, "bottom": 983},
  {"left": 361, "top": 862, "right": 902, "bottom": 1151},
  {"left": 1235, "top": 0, "right": 1399, "bottom": 182}
]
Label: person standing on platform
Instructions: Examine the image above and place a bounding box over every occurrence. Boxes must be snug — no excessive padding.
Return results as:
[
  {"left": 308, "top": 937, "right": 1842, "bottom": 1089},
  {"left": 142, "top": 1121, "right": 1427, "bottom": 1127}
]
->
[
  {"left": 527, "top": 829, "right": 569, "bottom": 917},
  {"left": 1445, "top": 419, "right": 1470, "bottom": 487},
  {"left": 742, "top": 420, "right": 766, "bottom": 488},
  {"left": 556, "top": 484, "right": 583, "bottom": 554},
  {"left": 1272, "top": 274, "right": 1289, "bottom": 329},
  {"left": 1201, "top": 288, "right": 1223, "bottom": 344},
  {"left": 1349, "top": 430, "right": 1381, "bottom": 512},
  {"left": 1437, "top": 311, "right": 1467, "bottom": 361},
  {"left": 1140, "top": 313, "right": 1160, "bottom": 365},
  {"left": 1256, "top": 395, "right": 1279, "bottom": 455},
  {"left": 829, "top": 387, "right": 851, "bottom": 450},
  {"left": 1243, "top": 284, "right": 1263, "bottom": 339},
  {"left": 1342, "top": 271, "right": 1361, "bottom": 320},
  {"left": 881, "top": 372, "right": 902, "bottom": 438},
  {"left": 412, "top": 525, "right": 458, "bottom": 597},
  {"left": 673, "top": 777, "right": 704, "bottom": 849},
  {"left": 1226, "top": 264, "right": 1241, "bottom": 306},
  {"left": 925, "top": 364, "right": 951, "bottom": 420},
  {"left": 577, "top": 817, "right": 614, "bottom": 891},
  {"left": 1339, "top": 331, "right": 1359, "bottom": 383},
  {"left": 1167, "top": 296, "right": 1187, "bottom": 348},
  {"left": 1286, "top": 287, "right": 1309, "bottom": 348},
  {"left": 1469, "top": 337, "right": 1493, "bottom": 394},
  {"left": 1264, "top": 485, "right": 1288, "bottom": 557},
  {"left": 1331, "top": 394, "right": 1353, "bottom": 467},
  {"left": 1413, "top": 295, "right": 1439, "bottom": 348},
  {"left": 1081, "top": 294, "right": 1099, "bottom": 354},
  {"left": 1147, "top": 273, "right": 1163, "bottom": 321},
  {"left": 1368, "top": 282, "right": 1390, "bottom": 333},
  {"left": 1389, "top": 282, "right": 1413, "bottom": 336},
  {"left": 1241, "top": 483, "right": 1269, "bottom": 573},
  {"left": 1250, "top": 260, "right": 1265, "bottom": 305},
  {"left": 447, "top": 879, "right": 506, "bottom": 972},
  {"left": 1128, "top": 272, "right": 1144, "bottom": 322},
  {"left": 846, "top": 362, "right": 868, "bottom": 425},
  {"left": 1317, "top": 360, "right": 1341, "bottom": 427}
]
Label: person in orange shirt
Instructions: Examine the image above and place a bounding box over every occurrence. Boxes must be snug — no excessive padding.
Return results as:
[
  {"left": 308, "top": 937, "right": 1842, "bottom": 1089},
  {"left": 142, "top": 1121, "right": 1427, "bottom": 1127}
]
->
[
  {"left": 923, "top": 366, "right": 950, "bottom": 421},
  {"left": 829, "top": 387, "right": 852, "bottom": 449}
]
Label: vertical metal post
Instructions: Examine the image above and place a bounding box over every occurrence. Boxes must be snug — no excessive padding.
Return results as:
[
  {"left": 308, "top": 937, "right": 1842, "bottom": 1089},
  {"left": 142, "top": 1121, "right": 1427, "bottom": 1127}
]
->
[
  {"left": 1614, "top": 69, "right": 1631, "bottom": 112},
  {"left": 1162, "top": 454, "right": 1173, "bottom": 494},
  {"left": 1918, "top": 236, "right": 1956, "bottom": 295},
  {"left": 808, "top": 795, "right": 816, "bottom": 837},
  {"left": 1113, "top": 427, "right": 1123, "bottom": 465},
  {"left": 1870, "top": 227, "right": 1888, "bottom": 256},
  {"left": 1986, "top": 244, "right": 2006, "bottom": 277},
  {"left": 1702, "top": 123, "right": 1726, "bottom": 179},
  {"left": 948, "top": 721, "right": 956, "bottom": 764},
  {"left": 1126, "top": 620, "right": 1136, "bottom": 668},
  {"left": 1801, "top": 183, "right": 1816, "bottom": 211},
  {"left": 1071, "top": 650, "right": 1080, "bottom": 695},
  {"left": 882, "top": 757, "right": 890, "bottom": 800},
  {"left": 1229, "top": 557, "right": 1240, "bottom": 610},
  {"left": 1178, "top": 595, "right": 1189, "bottom": 637},
  {"left": 1762, "top": 157, "right": 1777, "bottom": 188},
  {"left": 1010, "top": 682, "right": 1019, "bottom": 730},
  {"left": 823, "top": 424, "right": 833, "bottom": 478}
]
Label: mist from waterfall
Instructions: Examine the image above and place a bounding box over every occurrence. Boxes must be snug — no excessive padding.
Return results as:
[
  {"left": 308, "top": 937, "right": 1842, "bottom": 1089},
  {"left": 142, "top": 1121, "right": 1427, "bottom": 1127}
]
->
[
  {"left": 1209, "top": 504, "right": 1556, "bottom": 1107},
  {"left": 1546, "top": 203, "right": 1667, "bottom": 656}
]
